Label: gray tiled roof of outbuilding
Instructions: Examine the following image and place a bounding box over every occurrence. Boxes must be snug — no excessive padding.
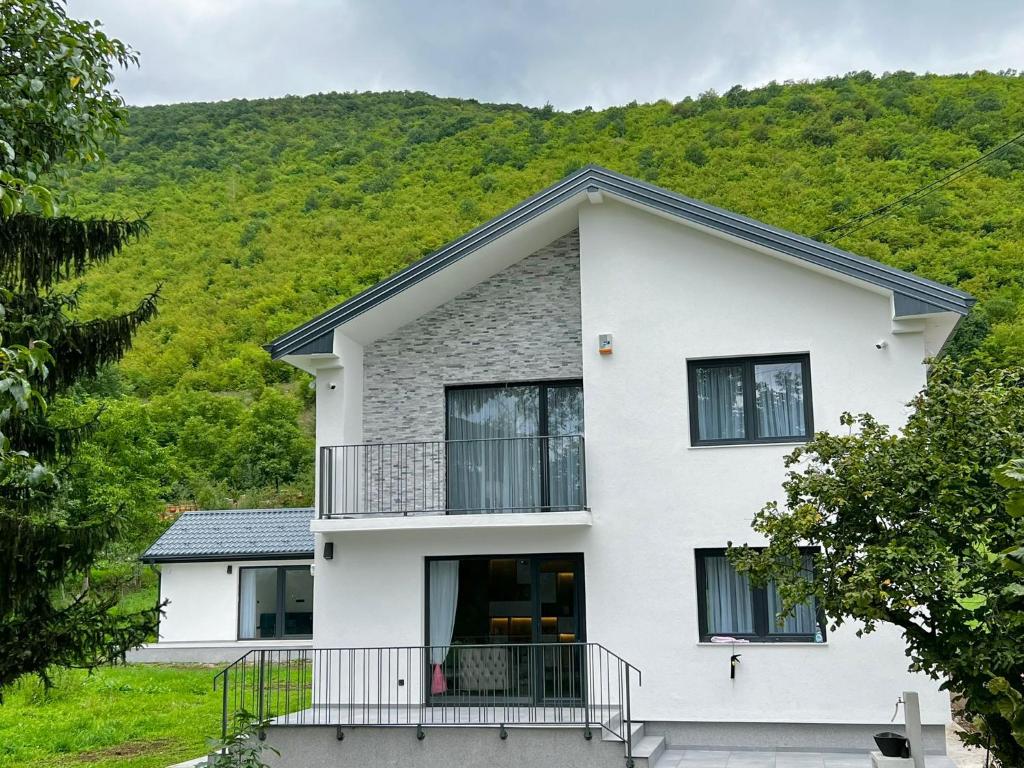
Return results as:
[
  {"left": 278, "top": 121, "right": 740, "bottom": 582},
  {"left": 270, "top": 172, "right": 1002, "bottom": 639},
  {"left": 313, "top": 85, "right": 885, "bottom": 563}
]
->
[{"left": 141, "top": 507, "right": 314, "bottom": 563}]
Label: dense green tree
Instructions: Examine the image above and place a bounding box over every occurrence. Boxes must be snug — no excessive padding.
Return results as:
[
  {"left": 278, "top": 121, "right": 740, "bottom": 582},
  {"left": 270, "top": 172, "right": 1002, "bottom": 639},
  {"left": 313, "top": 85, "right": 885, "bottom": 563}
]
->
[
  {"left": 730, "top": 363, "right": 1024, "bottom": 765},
  {"left": 0, "top": 213, "right": 160, "bottom": 691},
  {"left": 0, "top": 0, "right": 136, "bottom": 213},
  {"left": 228, "top": 388, "right": 312, "bottom": 493},
  {"left": 0, "top": 0, "right": 158, "bottom": 691}
]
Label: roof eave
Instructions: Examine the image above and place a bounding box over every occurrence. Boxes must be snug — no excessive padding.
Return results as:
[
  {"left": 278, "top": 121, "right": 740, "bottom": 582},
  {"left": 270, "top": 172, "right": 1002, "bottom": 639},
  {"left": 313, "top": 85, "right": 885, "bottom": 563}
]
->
[
  {"left": 140, "top": 551, "right": 314, "bottom": 564},
  {"left": 267, "top": 165, "right": 974, "bottom": 359}
]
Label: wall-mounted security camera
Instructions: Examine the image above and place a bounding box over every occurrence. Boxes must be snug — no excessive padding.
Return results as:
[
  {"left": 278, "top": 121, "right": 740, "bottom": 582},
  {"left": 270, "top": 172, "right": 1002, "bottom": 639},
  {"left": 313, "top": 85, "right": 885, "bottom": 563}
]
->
[
  {"left": 328, "top": 382, "right": 338, "bottom": 390},
  {"left": 875, "top": 340, "right": 889, "bottom": 350}
]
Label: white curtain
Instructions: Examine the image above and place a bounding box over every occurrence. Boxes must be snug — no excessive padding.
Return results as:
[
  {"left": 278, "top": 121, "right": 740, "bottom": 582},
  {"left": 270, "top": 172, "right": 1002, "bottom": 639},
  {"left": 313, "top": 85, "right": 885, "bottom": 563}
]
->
[
  {"left": 704, "top": 556, "right": 753, "bottom": 634},
  {"left": 447, "top": 387, "right": 541, "bottom": 512},
  {"left": 428, "top": 560, "right": 460, "bottom": 665},
  {"left": 767, "top": 553, "right": 817, "bottom": 635},
  {"left": 546, "top": 386, "right": 584, "bottom": 510},
  {"left": 695, "top": 365, "right": 745, "bottom": 440},
  {"left": 239, "top": 569, "right": 257, "bottom": 640},
  {"left": 754, "top": 361, "right": 805, "bottom": 438}
]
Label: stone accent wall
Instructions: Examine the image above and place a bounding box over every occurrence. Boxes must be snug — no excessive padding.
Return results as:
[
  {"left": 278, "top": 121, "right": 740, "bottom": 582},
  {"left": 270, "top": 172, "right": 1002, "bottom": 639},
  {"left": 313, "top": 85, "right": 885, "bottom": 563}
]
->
[{"left": 362, "top": 230, "right": 583, "bottom": 444}]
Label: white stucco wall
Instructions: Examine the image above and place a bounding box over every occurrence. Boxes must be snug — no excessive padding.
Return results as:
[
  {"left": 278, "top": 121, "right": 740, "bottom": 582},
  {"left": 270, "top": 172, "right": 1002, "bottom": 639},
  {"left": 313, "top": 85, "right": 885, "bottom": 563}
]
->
[
  {"left": 573, "top": 199, "right": 947, "bottom": 725},
  {"left": 158, "top": 559, "right": 313, "bottom": 643},
  {"left": 309, "top": 197, "right": 953, "bottom": 729}
]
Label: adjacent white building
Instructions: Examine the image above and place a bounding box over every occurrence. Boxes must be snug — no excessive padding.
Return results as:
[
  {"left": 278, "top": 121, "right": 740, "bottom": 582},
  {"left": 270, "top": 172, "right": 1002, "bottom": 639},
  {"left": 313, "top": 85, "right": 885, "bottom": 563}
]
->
[
  {"left": 135, "top": 508, "right": 314, "bottom": 663},
  {"left": 225, "top": 166, "right": 972, "bottom": 766}
]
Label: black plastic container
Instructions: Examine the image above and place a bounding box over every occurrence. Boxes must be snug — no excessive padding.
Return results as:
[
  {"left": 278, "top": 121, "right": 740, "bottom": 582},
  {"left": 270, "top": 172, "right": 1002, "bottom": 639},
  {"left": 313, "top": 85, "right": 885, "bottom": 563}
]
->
[{"left": 874, "top": 732, "right": 909, "bottom": 758}]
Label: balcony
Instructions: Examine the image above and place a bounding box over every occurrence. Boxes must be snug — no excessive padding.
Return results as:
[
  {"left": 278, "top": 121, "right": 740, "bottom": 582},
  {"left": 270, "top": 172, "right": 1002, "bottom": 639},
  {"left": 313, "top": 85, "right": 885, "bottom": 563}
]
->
[{"left": 318, "top": 435, "right": 587, "bottom": 520}]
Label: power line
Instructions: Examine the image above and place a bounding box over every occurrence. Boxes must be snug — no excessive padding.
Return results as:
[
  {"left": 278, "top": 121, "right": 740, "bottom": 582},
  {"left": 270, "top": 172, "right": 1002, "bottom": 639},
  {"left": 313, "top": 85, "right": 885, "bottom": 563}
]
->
[{"left": 816, "top": 128, "right": 1024, "bottom": 244}]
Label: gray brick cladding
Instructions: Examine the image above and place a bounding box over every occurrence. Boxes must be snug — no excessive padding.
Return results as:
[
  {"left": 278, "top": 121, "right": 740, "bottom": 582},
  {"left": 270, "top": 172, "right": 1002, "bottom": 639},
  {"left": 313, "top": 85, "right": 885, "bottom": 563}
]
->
[{"left": 362, "top": 230, "right": 583, "bottom": 444}]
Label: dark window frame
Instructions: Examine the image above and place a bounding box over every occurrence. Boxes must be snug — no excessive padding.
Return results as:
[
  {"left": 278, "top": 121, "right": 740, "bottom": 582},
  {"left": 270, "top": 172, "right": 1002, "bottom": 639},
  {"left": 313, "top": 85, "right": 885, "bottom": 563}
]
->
[
  {"left": 694, "top": 548, "right": 825, "bottom": 643},
  {"left": 687, "top": 354, "right": 814, "bottom": 446},
  {"left": 443, "top": 379, "right": 585, "bottom": 440},
  {"left": 423, "top": 553, "right": 588, "bottom": 705},
  {"left": 444, "top": 380, "right": 584, "bottom": 513},
  {"left": 423, "top": 552, "right": 587, "bottom": 648},
  {"left": 236, "top": 564, "right": 314, "bottom": 641}
]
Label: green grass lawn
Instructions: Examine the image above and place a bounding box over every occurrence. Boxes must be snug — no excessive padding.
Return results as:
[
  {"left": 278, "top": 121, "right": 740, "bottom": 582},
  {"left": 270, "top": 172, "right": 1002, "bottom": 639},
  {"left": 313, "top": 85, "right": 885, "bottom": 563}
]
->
[{"left": 0, "top": 664, "right": 222, "bottom": 768}]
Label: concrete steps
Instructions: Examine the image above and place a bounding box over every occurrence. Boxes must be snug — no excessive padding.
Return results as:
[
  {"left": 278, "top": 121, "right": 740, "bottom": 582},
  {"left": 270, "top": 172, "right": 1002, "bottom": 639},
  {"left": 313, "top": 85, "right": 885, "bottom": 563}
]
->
[
  {"left": 632, "top": 732, "right": 667, "bottom": 766},
  {"left": 599, "top": 718, "right": 670, "bottom": 767}
]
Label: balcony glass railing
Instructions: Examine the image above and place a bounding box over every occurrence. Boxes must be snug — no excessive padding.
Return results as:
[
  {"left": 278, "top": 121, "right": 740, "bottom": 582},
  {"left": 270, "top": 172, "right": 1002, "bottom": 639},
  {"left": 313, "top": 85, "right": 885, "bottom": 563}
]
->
[{"left": 318, "top": 435, "right": 586, "bottom": 518}]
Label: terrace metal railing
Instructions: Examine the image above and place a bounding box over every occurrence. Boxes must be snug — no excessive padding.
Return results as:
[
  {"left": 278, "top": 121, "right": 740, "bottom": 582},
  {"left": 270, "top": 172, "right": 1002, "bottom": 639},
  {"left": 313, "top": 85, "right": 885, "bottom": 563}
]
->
[
  {"left": 318, "top": 435, "right": 587, "bottom": 518},
  {"left": 213, "top": 643, "right": 640, "bottom": 765}
]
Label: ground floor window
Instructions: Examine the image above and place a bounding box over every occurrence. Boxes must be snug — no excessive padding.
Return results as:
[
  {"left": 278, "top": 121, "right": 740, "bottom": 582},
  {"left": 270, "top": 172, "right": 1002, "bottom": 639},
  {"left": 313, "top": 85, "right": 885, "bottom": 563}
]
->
[
  {"left": 695, "top": 548, "right": 824, "bottom": 643},
  {"left": 238, "top": 565, "right": 313, "bottom": 640}
]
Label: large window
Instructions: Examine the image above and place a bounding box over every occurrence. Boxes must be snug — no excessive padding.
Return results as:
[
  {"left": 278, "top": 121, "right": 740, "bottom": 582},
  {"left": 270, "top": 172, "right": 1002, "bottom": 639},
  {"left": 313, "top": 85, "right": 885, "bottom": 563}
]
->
[
  {"left": 695, "top": 549, "right": 823, "bottom": 643},
  {"left": 238, "top": 566, "right": 313, "bottom": 640},
  {"left": 687, "top": 354, "right": 813, "bottom": 446},
  {"left": 446, "top": 381, "right": 584, "bottom": 513},
  {"left": 426, "top": 554, "right": 585, "bottom": 702}
]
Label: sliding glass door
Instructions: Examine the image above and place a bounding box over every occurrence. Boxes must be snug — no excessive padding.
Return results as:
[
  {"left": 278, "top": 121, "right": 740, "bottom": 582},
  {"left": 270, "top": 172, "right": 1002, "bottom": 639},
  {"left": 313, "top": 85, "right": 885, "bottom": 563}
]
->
[
  {"left": 426, "top": 554, "right": 585, "bottom": 703},
  {"left": 446, "top": 381, "right": 584, "bottom": 513},
  {"left": 238, "top": 565, "right": 313, "bottom": 640}
]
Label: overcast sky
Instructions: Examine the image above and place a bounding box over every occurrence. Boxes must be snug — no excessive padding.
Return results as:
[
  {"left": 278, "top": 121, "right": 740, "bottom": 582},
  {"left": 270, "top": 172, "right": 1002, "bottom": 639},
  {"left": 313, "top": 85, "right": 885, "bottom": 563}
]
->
[{"left": 69, "top": 1, "right": 1024, "bottom": 110}]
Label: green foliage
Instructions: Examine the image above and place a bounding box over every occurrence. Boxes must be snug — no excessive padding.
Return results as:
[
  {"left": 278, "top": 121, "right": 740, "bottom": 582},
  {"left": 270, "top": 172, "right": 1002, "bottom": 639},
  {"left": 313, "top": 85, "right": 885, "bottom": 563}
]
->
[
  {"left": 227, "top": 388, "right": 312, "bottom": 492},
  {"left": 0, "top": 0, "right": 136, "bottom": 214},
  {"left": 730, "top": 363, "right": 1024, "bottom": 766},
  {"left": 0, "top": 1, "right": 159, "bottom": 691},
  {"left": 207, "top": 711, "right": 279, "bottom": 768},
  {"left": 57, "top": 71, "right": 1024, "bottom": 552}
]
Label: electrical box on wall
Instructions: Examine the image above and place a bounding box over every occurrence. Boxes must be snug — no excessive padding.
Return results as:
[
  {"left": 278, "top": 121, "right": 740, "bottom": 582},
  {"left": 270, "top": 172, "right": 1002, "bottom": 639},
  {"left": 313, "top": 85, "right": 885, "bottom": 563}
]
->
[{"left": 598, "top": 334, "right": 613, "bottom": 355}]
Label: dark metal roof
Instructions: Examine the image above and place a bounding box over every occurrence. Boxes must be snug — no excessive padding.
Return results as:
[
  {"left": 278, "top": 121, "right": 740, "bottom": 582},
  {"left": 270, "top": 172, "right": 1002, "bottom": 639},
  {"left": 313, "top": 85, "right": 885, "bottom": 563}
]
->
[
  {"left": 267, "top": 165, "right": 975, "bottom": 359},
  {"left": 141, "top": 508, "right": 314, "bottom": 563}
]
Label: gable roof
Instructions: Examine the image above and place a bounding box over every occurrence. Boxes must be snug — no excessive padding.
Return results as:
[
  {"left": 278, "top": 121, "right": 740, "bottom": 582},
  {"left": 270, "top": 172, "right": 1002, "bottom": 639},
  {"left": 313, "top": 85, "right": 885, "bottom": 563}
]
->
[
  {"left": 267, "top": 164, "right": 974, "bottom": 360},
  {"left": 141, "top": 507, "right": 314, "bottom": 563}
]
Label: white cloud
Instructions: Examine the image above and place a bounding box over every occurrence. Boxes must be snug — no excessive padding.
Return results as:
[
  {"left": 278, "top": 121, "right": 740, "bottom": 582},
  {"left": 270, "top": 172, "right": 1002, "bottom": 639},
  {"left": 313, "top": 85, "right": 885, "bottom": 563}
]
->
[{"left": 68, "top": 0, "right": 1024, "bottom": 109}]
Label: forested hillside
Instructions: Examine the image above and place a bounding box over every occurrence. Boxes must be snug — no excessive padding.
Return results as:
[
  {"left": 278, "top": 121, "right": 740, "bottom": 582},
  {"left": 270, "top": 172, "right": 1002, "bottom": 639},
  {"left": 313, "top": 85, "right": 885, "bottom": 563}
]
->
[{"left": 65, "top": 71, "right": 1024, "bottom": 551}]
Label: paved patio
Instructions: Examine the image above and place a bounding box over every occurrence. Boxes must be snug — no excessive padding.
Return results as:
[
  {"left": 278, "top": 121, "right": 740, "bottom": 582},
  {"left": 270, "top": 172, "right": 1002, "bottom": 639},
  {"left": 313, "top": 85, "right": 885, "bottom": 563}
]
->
[{"left": 655, "top": 750, "right": 957, "bottom": 768}]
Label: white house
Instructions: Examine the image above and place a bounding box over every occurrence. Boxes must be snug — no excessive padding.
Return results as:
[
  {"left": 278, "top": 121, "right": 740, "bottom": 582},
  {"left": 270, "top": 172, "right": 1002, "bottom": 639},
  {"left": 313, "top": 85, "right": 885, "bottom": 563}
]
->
[
  {"left": 134, "top": 508, "right": 314, "bottom": 663},
  {"left": 222, "top": 166, "right": 972, "bottom": 767}
]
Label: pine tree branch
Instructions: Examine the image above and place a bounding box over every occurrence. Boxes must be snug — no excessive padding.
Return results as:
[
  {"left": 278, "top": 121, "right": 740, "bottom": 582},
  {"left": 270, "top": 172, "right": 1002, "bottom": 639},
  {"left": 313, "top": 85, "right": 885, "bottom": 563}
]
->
[
  {"left": 43, "top": 289, "right": 159, "bottom": 394},
  {"left": 0, "top": 214, "right": 148, "bottom": 293}
]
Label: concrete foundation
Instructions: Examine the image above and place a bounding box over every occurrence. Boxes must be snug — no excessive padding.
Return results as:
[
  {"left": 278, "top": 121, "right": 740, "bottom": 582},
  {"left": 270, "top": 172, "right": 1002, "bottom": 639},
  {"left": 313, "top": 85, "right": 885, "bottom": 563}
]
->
[
  {"left": 264, "top": 724, "right": 625, "bottom": 768},
  {"left": 643, "top": 722, "right": 947, "bottom": 755},
  {"left": 126, "top": 640, "right": 312, "bottom": 664}
]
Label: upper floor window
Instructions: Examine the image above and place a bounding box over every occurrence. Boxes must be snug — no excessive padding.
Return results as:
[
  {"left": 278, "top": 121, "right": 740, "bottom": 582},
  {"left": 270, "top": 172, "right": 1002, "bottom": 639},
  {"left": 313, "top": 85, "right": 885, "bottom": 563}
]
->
[
  {"left": 695, "top": 548, "right": 824, "bottom": 643},
  {"left": 687, "top": 354, "right": 812, "bottom": 446},
  {"left": 446, "top": 381, "right": 584, "bottom": 513}
]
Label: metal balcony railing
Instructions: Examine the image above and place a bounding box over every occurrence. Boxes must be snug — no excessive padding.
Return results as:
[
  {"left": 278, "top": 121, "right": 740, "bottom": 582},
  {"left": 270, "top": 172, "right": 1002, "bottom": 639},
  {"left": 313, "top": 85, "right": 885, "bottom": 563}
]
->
[
  {"left": 213, "top": 643, "right": 640, "bottom": 764},
  {"left": 318, "top": 435, "right": 586, "bottom": 518}
]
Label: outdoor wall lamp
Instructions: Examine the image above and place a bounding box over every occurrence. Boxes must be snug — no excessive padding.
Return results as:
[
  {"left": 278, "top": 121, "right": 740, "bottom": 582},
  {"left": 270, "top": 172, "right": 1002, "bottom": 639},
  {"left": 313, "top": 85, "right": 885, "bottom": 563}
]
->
[{"left": 323, "top": 541, "right": 334, "bottom": 560}]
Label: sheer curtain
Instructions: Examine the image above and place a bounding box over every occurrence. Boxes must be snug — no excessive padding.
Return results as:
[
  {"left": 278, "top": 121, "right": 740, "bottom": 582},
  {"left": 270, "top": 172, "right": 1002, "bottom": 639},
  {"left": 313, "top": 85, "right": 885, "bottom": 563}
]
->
[
  {"left": 767, "top": 553, "right": 818, "bottom": 635},
  {"left": 546, "top": 385, "right": 584, "bottom": 510},
  {"left": 239, "top": 569, "right": 257, "bottom": 640},
  {"left": 754, "top": 361, "right": 805, "bottom": 438},
  {"left": 695, "top": 365, "right": 745, "bottom": 440},
  {"left": 447, "top": 387, "right": 540, "bottom": 513},
  {"left": 704, "top": 555, "right": 754, "bottom": 635},
  {"left": 429, "top": 560, "right": 460, "bottom": 694}
]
